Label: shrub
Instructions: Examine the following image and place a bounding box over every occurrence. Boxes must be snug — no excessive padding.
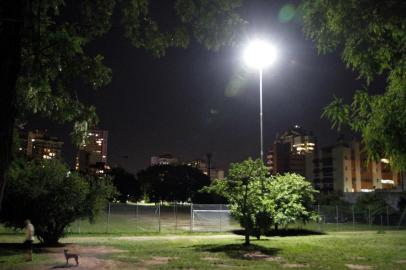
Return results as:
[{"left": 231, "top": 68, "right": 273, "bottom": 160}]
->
[{"left": 0, "top": 159, "right": 115, "bottom": 244}]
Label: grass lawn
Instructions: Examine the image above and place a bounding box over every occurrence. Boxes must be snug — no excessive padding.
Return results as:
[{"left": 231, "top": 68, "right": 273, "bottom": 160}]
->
[{"left": 1, "top": 230, "right": 406, "bottom": 269}]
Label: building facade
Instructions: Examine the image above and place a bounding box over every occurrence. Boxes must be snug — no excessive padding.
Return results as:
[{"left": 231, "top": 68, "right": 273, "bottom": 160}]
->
[
  {"left": 313, "top": 140, "right": 401, "bottom": 193},
  {"left": 76, "top": 129, "right": 109, "bottom": 174},
  {"left": 151, "top": 153, "right": 179, "bottom": 166},
  {"left": 267, "top": 125, "right": 316, "bottom": 180},
  {"left": 24, "top": 130, "right": 63, "bottom": 160},
  {"left": 186, "top": 158, "right": 225, "bottom": 181}
]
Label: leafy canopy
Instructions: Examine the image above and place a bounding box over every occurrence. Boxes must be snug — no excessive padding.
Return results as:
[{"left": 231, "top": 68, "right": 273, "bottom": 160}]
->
[
  {"left": 205, "top": 160, "right": 318, "bottom": 243},
  {"left": 11, "top": 0, "right": 245, "bottom": 143},
  {"left": 109, "top": 167, "right": 142, "bottom": 203},
  {"left": 0, "top": 158, "right": 115, "bottom": 244},
  {"left": 203, "top": 158, "right": 271, "bottom": 244},
  {"left": 268, "top": 173, "right": 318, "bottom": 227},
  {"left": 301, "top": 0, "right": 406, "bottom": 170}
]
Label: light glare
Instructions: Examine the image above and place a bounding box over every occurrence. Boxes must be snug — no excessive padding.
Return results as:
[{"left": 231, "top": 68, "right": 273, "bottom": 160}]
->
[{"left": 244, "top": 40, "right": 277, "bottom": 69}]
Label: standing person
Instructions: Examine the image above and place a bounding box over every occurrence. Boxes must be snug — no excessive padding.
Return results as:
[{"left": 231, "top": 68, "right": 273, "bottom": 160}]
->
[{"left": 24, "top": 220, "right": 35, "bottom": 261}]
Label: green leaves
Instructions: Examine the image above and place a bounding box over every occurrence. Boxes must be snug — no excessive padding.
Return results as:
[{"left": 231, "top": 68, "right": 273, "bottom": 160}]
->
[
  {"left": 302, "top": 0, "right": 406, "bottom": 171},
  {"left": 1, "top": 159, "right": 114, "bottom": 244},
  {"left": 203, "top": 158, "right": 270, "bottom": 235},
  {"left": 268, "top": 173, "right": 318, "bottom": 226},
  {"left": 322, "top": 96, "right": 350, "bottom": 131},
  {"left": 205, "top": 159, "right": 318, "bottom": 241}
]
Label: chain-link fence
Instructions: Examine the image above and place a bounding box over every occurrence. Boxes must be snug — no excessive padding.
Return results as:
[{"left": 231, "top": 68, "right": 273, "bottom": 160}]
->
[
  {"left": 62, "top": 203, "right": 406, "bottom": 234},
  {"left": 191, "top": 204, "right": 240, "bottom": 232},
  {"left": 308, "top": 205, "right": 406, "bottom": 232}
]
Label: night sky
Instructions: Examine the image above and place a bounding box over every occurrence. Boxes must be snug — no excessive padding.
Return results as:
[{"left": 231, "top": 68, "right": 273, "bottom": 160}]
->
[{"left": 29, "top": 0, "right": 385, "bottom": 174}]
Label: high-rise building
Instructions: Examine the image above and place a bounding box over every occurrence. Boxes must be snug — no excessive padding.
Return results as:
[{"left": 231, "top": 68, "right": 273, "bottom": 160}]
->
[
  {"left": 76, "top": 129, "right": 108, "bottom": 174},
  {"left": 187, "top": 159, "right": 208, "bottom": 172},
  {"left": 313, "top": 140, "right": 401, "bottom": 193},
  {"left": 187, "top": 158, "right": 225, "bottom": 181},
  {"left": 276, "top": 125, "right": 316, "bottom": 154},
  {"left": 151, "top": 153, "right": 178, "bottom": 166},
  {"left": 25, "top": 130, "right": 63, "bottom": 160},
  {"left": 267, "top": 125, "right": 316, "bottom": 179}
]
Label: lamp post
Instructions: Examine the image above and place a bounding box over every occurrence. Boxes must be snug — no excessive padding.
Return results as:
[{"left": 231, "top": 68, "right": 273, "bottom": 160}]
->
[{"left": 244, "top": 39, "right": 277, "bottom": 161}]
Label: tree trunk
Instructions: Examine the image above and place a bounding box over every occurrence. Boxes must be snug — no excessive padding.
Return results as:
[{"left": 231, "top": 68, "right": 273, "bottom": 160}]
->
[
  {"left": 0, "top": 0, "right": 24, "bottom": 211},
  {"left": 244, "top": 229, "right": 250, "bottom": 245}
]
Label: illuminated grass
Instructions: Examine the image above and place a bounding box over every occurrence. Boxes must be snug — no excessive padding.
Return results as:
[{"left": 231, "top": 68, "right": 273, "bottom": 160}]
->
[{"left": 1, "top": 231, "right": 406, "bottom": 270}]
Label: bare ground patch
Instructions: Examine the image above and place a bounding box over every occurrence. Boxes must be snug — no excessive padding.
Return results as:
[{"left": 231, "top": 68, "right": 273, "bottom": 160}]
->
[
  {"left": 22, "top": 245, "right": 132, "bottom": 270},
  {"left": 140, "top": 256, "right": 177, "bottom": 266},
  {"left": 345, "top": 264, "right": 373, "bottom": 270},
  {"left": 395, "top": 260, "right": 406, "bottom": 264},
  {"left": 201, "top": 256, "right": 221, "bottom": 261},
  {"left": 243, "top": 251, "right": 282, "bottom": 262},
  {"left": 282, "top": 263, "right": 308, "bottom": 268}
]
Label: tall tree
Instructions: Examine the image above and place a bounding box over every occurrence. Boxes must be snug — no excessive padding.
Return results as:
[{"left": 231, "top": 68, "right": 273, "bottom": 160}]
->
[
  {"left": 301, "top": 0, "right": 406, "bottom": 170},
  {"left": 0, "top": 0, "right": 245, "bottom": 210},
  {"left": 203, "top": 158, "right": 271, "bottom": 245}
]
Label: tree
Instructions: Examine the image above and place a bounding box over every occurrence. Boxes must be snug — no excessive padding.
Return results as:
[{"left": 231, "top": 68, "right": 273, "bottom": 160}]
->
[
  {"left": 203, "top": 158, "right": 270, "bottom": 245},
  {"left": 109, "top": 167, "right": 141, "bottom": 203},
  {"left": 0, "top": 158, "right": 115, "bottom": 244},
  {"left": 138, "top": 164, "right": 211, "bottom": 203},
  {"left": 0, "top": 0, "right": 245, "bottom": 210},
  {"left": 301, "top": 0, "right": 406, "bottom": 170},
  {"left": 268, "top": 173, "right": 318, "bottom": 230}
]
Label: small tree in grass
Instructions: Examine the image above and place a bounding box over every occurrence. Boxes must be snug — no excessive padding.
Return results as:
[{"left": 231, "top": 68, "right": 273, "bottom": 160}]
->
[
  {"left": 203, "top": 158, "right": 271, "bottom": 245},
  {"left": 268, "top": 173, "right": 318, "bottom": 230},
  {"left": 0, "top": 159, "right": 115, "bottom": 244}
]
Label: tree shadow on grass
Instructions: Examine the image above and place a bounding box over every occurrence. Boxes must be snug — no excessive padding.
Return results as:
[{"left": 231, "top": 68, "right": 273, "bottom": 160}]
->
[
  {"left": 232, "top": 228, "right": 325, "bottom": 237},
  {"left": 193, "top": 243, "right": 280, "bottom": 260},
  {"left": 50, "top": 264, "right": 79, "bottom": 269},
  {"left": 0, "top": 242, "right": 68, "bottom": 258}
]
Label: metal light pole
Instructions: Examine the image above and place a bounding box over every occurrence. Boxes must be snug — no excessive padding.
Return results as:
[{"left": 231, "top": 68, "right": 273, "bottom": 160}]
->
[
  {"left": 259, "top": 68, "right": 264, "bottom": 161},
  {"left": 244, "top": 39, "right": 277, "bottom": 161}
]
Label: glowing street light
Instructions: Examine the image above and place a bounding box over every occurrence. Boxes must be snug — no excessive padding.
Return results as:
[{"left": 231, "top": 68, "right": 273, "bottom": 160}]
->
[
  {"left": 244, "top": 40, "right": 277, "bottom": 70},
  {"left": 244, "top": 39, "right": 277, "bottom": 161}
]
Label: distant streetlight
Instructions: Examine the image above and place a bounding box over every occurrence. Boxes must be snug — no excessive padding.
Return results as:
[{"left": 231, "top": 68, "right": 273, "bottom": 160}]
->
[{"left": 244, "top": 39, "right": 277, "bottom": 161}]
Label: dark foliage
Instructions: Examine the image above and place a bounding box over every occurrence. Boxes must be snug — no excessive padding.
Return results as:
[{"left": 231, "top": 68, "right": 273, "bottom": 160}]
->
[
  {"left": 0, "top": 158, "right": 114, "bottom": 244},
  {"left": 109, "top": 167, "right": 142, "bottom": 203},
  {"left": 137, "top": 164, "right": 211, "bottom": 203}
]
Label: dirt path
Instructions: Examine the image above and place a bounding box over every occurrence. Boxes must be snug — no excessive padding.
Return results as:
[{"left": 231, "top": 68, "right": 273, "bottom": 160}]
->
[
  {"left": 27, "top": 245, "right": 132, "bottom": 270},
  {"left": 64, "top": 233, "right": 242, "bottom": 243},
  {"left": 23, "top": 234, "right": 241, "bottom": 270}
]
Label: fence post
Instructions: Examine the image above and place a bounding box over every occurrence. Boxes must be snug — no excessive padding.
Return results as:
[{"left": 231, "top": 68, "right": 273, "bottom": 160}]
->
[
  {"left": 352, "top": 206, "right": 355, "bottom": 230},
  {"left": 135, "top": 203, "right": 139, "bottom": 232},
  {"left": 106, "top": 202, "right": 111, "bottom": 233},
  {"left": 317, "top": 204, "right": 321, "bottom": 231},
  {"left": 174, "top": 202, "right": 177, "bottom": 232},
  {"left": 368, "top": 207, "right": 371, "bottom": 227},
  {"left": 190, "top": 203, "right": 193, "bottom": 232},
  {"left": 158, "top": 204, "right": 161, "bottom": 233},
  {"left": 78, "top": 219, "right": 81, "bottom": 234},
  {"left": 336, "top": 205, "right": 339, "bottom": 230},
  {"left": 219, "top": 204, "right": 222, "bottom": 232},
  {"left": 386, "top": 206, "right": 389, "bottom": 227}
]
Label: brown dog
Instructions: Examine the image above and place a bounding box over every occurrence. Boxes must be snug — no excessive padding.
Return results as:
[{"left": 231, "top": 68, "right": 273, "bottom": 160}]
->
[{"left": 64, "top": 249, "right": 79, "bottom": 265}]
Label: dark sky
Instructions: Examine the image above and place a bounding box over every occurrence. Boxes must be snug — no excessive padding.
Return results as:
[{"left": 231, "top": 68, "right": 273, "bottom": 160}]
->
[{"left": 30, "top": 0, "right": 384, "bottom": 174}]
